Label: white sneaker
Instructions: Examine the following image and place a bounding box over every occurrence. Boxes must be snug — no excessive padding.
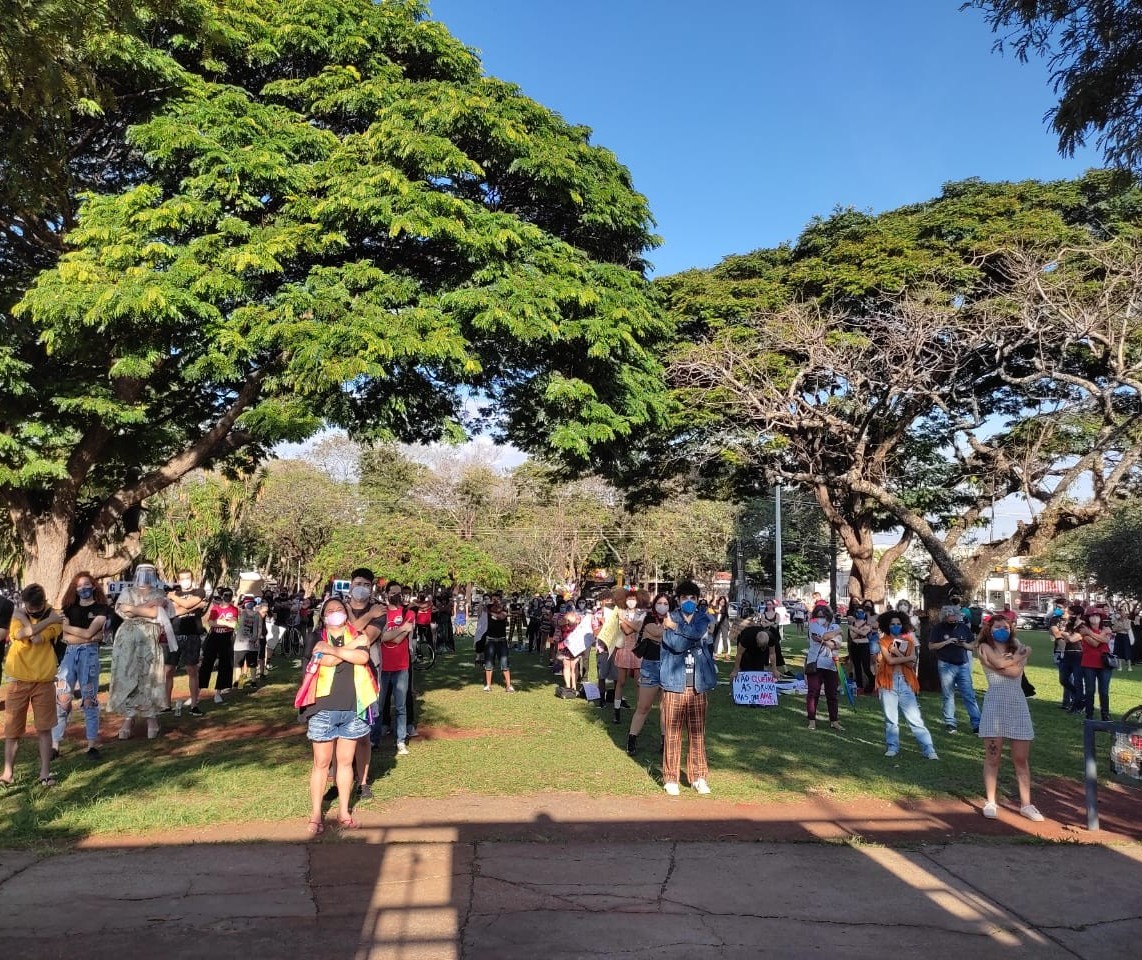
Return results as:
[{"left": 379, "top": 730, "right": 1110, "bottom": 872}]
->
[
  {"left": 884, "top": 749, "right": 898, "bottom": 758},
  {"left": 183, "top": 698, "right": 194, "bottom": 708},
  {"left": 483, "top": 685, "right": 491, "bottom": 692},
  {"left": 396, "top": 742, "right": 410, "bottom": 756},
  {"left": 664, "top": 781, "right": 680, "bottom": 796},
  {"left": 213, "top": 693, "right": 224, "bottom": 704},
  {"left": 692, "top": 778, "right": 711, "bottom": 795}
]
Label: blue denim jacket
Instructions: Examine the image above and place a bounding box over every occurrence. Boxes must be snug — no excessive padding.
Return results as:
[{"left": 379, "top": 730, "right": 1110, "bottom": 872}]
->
[{"left": 660, "top": 609, "right": 717, "bottom": 693}]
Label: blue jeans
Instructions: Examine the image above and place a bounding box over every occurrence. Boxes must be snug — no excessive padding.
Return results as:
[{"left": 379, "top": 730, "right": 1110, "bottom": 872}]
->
[
  {"left": 937, "top": 659, "right": 981, "bottom": 731},
  {"left": 53, "top": 643, "right": 101, "bottom": 744},
  {"left": 1082, "top": 666, "right": 1112, "bottom": 720},
  {"left": 377, "top": 669, "right": 408, "bottom": 746},
  {"left": 1063, "top": 650, "right": 1086, "bottom": 710},
  {"left": 880, "top": 673, "right": 936, "bottom": 756}
]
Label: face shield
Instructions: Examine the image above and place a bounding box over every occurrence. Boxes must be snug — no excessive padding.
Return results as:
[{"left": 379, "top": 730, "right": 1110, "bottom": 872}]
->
[{"left": 133, "top": 564, "right": 160, "bottom": 589}]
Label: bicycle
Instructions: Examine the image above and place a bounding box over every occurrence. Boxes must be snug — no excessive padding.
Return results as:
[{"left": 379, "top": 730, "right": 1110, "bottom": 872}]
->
[
  {"left": 277, "top": 625, "right": 304, "bottom": 661},
  {"left": 412, "top": 637, "right": 436, "bottom": 672}
]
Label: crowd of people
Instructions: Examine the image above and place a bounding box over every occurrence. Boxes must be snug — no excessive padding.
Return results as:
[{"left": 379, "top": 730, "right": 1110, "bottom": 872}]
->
[{"left": 1, "top": 568, "right": 1138, "bottom": 830}]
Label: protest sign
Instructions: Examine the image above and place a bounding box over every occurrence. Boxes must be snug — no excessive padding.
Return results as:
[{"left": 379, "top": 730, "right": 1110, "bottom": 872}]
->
[{"left": 732, "top": 670, "right": 778, "bottom": 707}]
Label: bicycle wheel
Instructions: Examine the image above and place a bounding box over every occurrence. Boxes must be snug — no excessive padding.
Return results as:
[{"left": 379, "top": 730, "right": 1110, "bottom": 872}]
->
[
  {"left": 414, "top": 640, "right": 435, "bottom": 672},
  {"left": 1123, "top": 705, "right": 1142, "bottom": 727}
]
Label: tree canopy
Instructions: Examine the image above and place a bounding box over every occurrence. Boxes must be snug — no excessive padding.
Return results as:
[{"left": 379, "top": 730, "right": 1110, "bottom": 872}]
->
[
  {"left": 660, "top": 171, "right": 1142, "bottom": 600},
  {"left": 965, "top": 1, "right": 1142, "bottom": 170},
  {"left": 1, "top": 0, "right": 671, "bottom": 599}
]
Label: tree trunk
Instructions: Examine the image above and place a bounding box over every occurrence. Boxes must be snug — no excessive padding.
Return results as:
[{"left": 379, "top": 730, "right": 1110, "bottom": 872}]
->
[{"left": 16, "top": 511, "right": 137, "bottom": 604}]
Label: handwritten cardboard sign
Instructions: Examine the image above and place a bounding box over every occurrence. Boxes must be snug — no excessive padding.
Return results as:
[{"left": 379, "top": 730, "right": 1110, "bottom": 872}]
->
[{"left": 732, "top": 670, "right": 779, "bottom": 707}]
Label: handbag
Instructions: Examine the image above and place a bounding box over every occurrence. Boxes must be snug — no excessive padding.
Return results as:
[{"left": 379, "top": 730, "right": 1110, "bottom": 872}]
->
[
  {"left": 632, "top": 621, "right": 653, "bottom": 659},
  {"left": 1103, "top": 651, "right": 1120, "bottom": 671},
  {"left": 294, "top": 654, "right": 322, "bottom": 708}
]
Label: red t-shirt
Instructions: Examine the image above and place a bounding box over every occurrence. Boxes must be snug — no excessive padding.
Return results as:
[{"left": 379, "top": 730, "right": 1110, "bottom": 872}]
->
[
  {"left": 380, "top": 605, "right": 411, "bottom": 671},
  {"left": 209, "top": 603, "right": 239, "bottom": 632},
  {"left": 415, "top": 607, "right": 432, "bottom": 627},
  {"left": 1080, "top": 628, "right": 1112, "bottom": 669}
]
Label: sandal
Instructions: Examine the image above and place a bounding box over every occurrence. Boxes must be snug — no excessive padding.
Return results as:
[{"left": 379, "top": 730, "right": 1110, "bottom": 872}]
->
[
  {"left": 0, "top": 777, "right": 14, "bottom": 789},
  {"left": 37, "top": 775, "right": 58, "bottom": 788},
  {"left": 306, "top": 819, "right": 325, "bottom": 837},
  {"left": 337, "top": 817, "right": 360, "bottom": 830}
]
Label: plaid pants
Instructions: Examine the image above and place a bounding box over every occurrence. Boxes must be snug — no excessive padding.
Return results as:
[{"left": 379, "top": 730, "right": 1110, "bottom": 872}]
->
[{"left": 660, "top": 686, "right": 709, "bottom": 785}]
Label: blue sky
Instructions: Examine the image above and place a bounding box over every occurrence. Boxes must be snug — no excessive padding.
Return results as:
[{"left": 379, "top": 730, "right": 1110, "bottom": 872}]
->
[{"left": 428, "top": 0, "right": 1097, "bottom": 276}]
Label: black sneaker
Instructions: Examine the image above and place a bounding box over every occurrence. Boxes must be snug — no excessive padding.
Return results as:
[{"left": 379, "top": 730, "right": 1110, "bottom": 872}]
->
[
  {"left": 188, "top": 706, "right": 205, "bottom": 717},
  {"left": 84, "top": 747, "right": 101, "bottom": 761},
  {"left": 357, "top": 783, "right": 374, "bottom": 801},
  {"left": 50, "top": 747, "right": 60, "bottom": 761},
  {"left": 613, "top": 709, "right": 621, "bottom": 725},
  {"left": 626, "top": 734, "right": 637, "bottom": 757}
]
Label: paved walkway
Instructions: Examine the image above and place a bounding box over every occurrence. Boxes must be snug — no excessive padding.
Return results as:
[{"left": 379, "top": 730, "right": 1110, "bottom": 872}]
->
[{"left": 2, "top": 786, "right": 1141, "bottom": 960}]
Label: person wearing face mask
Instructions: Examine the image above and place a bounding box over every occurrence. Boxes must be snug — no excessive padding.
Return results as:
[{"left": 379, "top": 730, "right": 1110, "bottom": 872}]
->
[
  {"left": 482, "top": 596, "right": 515, "bottom": 692},
  {"left": 1057, "top": 602, "right": 1088, "bottom": 714},
  {"left": 108, "top": 564, "right": 168, "bottom": 740},
  {"left": 659, "top": 582, "right": 717, "bottom": 796},
  {"left": 612, "top": 589, "right": 648, "bottom": 724},
  {"left": 52, "top": 573, "right": 111, "bottom": 761},
  {"left": 232, "top": 597, "right": 264, "bottom": 689},
  {"left": 1111, "top": 603, "right": 1134, "bottom": 674},
  {"left": 165, "top": 570, "right": 207, "bottom": 717},
  {"left": 300, "top": 597, "right": 377, "bottom": 834},
  {"left": 874, "top": 610, "right": 938, "bottom": 760},
  {"left": 1078, "top": 609, "right": 1115, "bottom": 721},
  {"left": 976, "top": 616, "right": 1043, "bottom": 821},
  {"left": 376, "top": 582, "right": 415, "bottom": 756},
  {"left": 339, "top": 569, "right": 387, "bottom": 800},
  {"left": 805, "top": 604, "right": 845, "bottom": 731},
  {"left": 201, "top": 588, "right": 239, "bottom": 703},
  {"left": 1047, "top": 598, "right": 1076, "bottom": 709},
  {"left": 1, "top": 584, "right": 65, "bottom": 786},
  {"left": 928, "top": 605, "right": 981, "bottom": 735},
  {"left": 846, "top": 602, "right": 876, "bottom": 694},
  {"left": 627, "top": 594, "right": 671, "bottom": 757}
]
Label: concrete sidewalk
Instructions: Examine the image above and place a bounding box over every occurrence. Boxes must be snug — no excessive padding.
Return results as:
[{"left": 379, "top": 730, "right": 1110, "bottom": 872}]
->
[{"left": 2, "top": 835, "right": 1140, "bottom": 960}]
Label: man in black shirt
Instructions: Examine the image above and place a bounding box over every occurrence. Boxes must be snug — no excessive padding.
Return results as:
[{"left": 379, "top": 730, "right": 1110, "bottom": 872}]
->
[
  {"left": 731, "top": 619, "right": 778, "bottom": 679},
  {"left": 928, "top": 605, "right": 980, "bottom": 734},
  {"left": 166, "top": 570, "right": 208, "bottom": 716}
]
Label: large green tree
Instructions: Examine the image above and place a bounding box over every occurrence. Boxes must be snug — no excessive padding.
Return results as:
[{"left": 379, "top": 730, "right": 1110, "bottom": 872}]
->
[
  {"left": 661, "top": 172, "right": 1142, "bottom": 601},
  {"left": 2, "top": 0, "right": 670, "bottom": 599}
]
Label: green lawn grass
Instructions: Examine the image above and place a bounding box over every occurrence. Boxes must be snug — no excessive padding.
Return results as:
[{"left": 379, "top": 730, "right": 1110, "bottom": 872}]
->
[{"left": 1, "top": 631, "right": 1138, "bottom": 847}]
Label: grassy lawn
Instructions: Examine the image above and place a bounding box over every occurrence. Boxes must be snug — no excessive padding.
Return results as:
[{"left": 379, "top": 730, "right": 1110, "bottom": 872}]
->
[{"left": 1, "top": 630, "right": 1139, "bottom": 847}]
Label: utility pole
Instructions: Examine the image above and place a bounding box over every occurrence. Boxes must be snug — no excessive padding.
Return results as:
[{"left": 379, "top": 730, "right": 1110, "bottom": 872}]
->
[
  {"left": 774, "top": 484, "right": 783, "bottom": 601},
  {"left": 829, "top": 524, "right": 838, "bottom": 610}
]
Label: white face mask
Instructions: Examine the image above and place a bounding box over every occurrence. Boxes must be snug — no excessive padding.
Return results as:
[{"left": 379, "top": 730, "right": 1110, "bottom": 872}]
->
[
  {"left": 179, "top": 578, "right": 193, "bottom": 591},
  {"left": 1089, "top": 616, "right": 1101, "bottom": 628},
  {"left": 654, "top": 603, "right": 670, "bottom": 616},
  {"left": 626, "top": 598, "right": 637, "bottom": 609}
]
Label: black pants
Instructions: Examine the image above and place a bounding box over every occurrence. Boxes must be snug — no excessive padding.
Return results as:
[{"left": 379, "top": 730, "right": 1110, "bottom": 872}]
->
[
  {"left": 382, "top": 669, "right": 416, "bottom": 727},
  {"left": 848, "top": 640, "right": 874, "bottom": 691},
  {"left": 199, "top": 630, "right": 234, "bottom": 691}
]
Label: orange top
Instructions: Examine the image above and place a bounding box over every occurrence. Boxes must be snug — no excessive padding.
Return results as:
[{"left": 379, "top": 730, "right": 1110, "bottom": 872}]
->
[{"left": 874, "top": 633, "right": 919, "bottom": 693}]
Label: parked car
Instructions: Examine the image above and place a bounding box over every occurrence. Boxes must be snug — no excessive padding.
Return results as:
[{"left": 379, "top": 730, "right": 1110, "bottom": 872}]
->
[{"left": 1016, "top": 611, "right": 1050, "bottom": 631}]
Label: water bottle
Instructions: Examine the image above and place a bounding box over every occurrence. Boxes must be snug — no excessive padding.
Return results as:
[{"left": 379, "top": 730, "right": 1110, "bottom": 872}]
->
[{"left": 174, "top": 699, "right": 182, "bottom": 718}]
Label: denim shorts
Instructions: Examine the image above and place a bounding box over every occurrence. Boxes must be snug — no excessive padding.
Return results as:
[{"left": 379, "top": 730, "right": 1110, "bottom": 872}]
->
[
  {"left": 639, "top": 659, "right": 661, "bottom": 688},
  {"left": 306, "top": 709, "right": 370, "bottom": 742}
]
